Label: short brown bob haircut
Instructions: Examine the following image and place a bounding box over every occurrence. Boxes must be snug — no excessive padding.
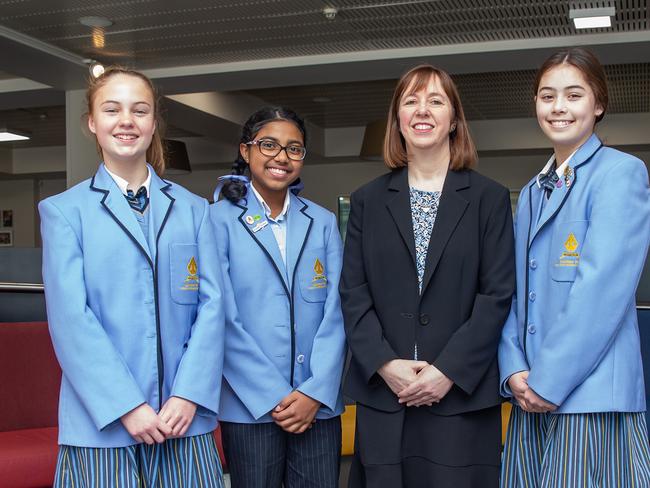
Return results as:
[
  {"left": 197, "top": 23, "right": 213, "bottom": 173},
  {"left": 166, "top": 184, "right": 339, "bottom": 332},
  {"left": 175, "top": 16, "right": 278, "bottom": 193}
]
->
[
  {"left": 383, "top": 64, "right": 477, "bottom": 170},
  {"left": 534, "top": 47, "right": 608, "bottom": 125}
]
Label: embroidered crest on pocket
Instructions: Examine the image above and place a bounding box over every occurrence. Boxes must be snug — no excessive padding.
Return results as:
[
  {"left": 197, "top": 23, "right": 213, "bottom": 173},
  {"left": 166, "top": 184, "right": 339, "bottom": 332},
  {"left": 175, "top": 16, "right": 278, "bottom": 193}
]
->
[
  {"left": 555, "top": 232, "right": 580, "bottom": 268},
  {"left": 181, "top": 256, "right": 199, "bottom": 291},
  {"left": 309, "top": 258, "right": 327, "bottom": 289}
]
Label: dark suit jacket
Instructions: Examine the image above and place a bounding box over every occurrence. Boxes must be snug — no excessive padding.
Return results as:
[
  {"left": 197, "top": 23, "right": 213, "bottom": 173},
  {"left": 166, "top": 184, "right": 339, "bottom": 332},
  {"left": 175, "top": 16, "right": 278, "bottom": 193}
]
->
[{"left": 341, "top": 167, "right": 515, "bottom": 415}]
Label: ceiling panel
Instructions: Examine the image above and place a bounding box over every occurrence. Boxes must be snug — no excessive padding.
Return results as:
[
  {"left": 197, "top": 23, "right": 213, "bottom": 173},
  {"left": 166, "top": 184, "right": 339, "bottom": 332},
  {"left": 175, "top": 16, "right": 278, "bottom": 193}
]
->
[
  {"left": 242, "top": 63, "right": 650, "bottom": 127},
  {"left": 0, "top": 0, "right": 647, "bottom": 69}
]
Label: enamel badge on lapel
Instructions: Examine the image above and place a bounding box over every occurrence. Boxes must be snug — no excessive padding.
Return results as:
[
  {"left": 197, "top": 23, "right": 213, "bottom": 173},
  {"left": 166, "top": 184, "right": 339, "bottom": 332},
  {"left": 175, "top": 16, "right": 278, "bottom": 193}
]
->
[
  {"left": 564, "top": 166, "right": 574, "bottom": 189},
  {"left": 252, "top": 220, "right": 268, "bottom": 233},
  {"left": 245, "top": 215, "right": 255, "bottom": 225},
  {"left": 309, "top": 258, "right": 328, "bottom": 289},
  {"left": 181, "top": 256, "right": 199, "bottom": 291}
]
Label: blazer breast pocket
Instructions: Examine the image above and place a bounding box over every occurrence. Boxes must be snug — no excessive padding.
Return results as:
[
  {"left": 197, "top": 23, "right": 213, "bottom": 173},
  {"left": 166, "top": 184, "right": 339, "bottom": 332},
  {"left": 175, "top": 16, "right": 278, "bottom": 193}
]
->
[
  {"left": 550, "top": 220, "right": 588, "bottom": 282},
  {"left": 298, "top": 248, "right": 328, "bottom": 303},
  {"left": 170, "top": 243, "right": 200, "bottom": 304}
]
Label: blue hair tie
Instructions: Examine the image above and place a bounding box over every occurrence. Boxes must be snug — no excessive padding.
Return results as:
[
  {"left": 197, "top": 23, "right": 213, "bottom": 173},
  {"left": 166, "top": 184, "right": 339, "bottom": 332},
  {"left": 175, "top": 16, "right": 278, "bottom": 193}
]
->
[{"left": 213, "top": 174, "right": 249, "bottom": 202}]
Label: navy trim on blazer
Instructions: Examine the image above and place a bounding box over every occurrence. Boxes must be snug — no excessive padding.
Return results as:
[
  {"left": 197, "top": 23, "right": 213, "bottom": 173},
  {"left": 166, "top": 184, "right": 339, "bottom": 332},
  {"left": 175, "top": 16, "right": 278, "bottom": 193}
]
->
[
  {"left": 289, "top": 196, "right": 314, "bottom": 386},
  {"left": 523, "top": 185, "right": 533, "bottom": 357},
  {"left": 235, "top": 195, "right": 314, "bottom": 388},
  {"left": 522, "top": 174, "right": 578, "bottom": 358},
  {"left": 90, "top": 175, "right": 175, "bottom": 410},
  {"left": 153, "top": 182, "right": 175, "bottom": 409}
]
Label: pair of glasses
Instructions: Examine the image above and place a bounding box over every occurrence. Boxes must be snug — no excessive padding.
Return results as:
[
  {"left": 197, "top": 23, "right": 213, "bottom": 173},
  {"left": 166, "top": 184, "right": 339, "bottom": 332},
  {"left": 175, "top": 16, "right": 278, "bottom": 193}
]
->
[{"left": 246, "top": 139, "right": 307, "bottom": 161}]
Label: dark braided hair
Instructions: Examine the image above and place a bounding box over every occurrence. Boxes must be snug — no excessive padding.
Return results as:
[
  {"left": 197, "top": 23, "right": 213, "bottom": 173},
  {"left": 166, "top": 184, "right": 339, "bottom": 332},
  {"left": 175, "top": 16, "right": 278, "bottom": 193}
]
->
[{"left": 220, "top": 106, "right": 308, "bottom": 203}]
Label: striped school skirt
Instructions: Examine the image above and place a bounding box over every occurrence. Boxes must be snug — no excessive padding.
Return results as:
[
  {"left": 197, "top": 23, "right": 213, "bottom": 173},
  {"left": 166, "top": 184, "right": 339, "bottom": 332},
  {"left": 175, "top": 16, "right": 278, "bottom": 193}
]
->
[
  {"left": 54, "top": 432, "right": 224, "bottom": 487},
  {"left": 501, "top": 405, "right": 650, "bottom": 488}
]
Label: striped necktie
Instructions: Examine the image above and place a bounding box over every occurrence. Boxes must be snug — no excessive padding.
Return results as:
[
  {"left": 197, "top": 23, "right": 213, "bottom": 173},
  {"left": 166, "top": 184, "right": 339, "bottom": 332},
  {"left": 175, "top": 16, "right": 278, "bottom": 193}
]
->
[
  {"left": 125, "top": 187, "right": 149, "bottom": 213},
  {"left": 538, "top": 165, "right": 559, "bottom": 199}
]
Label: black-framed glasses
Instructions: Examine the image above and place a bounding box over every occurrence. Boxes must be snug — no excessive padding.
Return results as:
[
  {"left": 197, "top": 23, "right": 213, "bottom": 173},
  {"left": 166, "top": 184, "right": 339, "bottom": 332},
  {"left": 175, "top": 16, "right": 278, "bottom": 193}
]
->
[{"left": 246, "top": 139, "right": 307, "bottom": 161}]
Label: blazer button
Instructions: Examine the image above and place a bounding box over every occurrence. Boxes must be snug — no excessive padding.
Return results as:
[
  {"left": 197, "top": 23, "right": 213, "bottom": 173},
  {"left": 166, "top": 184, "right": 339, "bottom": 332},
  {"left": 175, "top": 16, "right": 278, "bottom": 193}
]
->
[
  {"left": 527, "top": 323, "right": 536, "bottom": 334},
  {"left": 528, "top": 291, "right": 536, "bottom": 302},
  {"left": 419, "top": 313, "right": 430, "bottom": 326},
  {"left": 529, "top": 258, "right": 537, "bottom": 269},
  {"left": 296, "top": 354, "right": 305, "bottom": 364}
]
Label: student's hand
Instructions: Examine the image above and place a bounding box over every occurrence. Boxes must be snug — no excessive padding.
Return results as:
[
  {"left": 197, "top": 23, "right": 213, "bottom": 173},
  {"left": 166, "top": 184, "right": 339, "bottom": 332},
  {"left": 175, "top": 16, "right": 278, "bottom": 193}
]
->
[
  {"left": 507, "top": 371, "right": 531, "bottom": 411},
  {"left": 378, "top": 359, "right": 429, "bottom": 396},
  {"left": 523, "top": 387, "right": 557, "bottom": 413},
  {"left": 271, "top": 391, "right": 320, "bottom": 434},
  {"left": 159, "top": 396, "right": 197, "bottom": 438},
  {"left": 397, "top": 364, "right": 453, "bottom": 406},
  {"left": 121, "top": 403, "right": 172, "bottom": 444}
]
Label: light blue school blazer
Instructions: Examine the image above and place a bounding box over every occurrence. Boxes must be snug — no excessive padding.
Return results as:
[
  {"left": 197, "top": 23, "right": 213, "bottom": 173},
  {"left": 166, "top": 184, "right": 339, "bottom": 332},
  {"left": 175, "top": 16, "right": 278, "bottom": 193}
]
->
[
  {"left": 499, "top": 134, "right": 650, "bottom": 413},
  {"left": 209, "top": 186, "right": 346, "bottom": 423},
  {"left": 39, "top": 164, "right": 225, "bottom": 447}
]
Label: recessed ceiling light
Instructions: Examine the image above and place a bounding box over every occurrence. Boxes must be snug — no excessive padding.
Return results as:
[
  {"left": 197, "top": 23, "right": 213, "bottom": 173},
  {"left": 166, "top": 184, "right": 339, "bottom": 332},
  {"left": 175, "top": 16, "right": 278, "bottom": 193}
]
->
[
  {"left": 0, "top": 129, "right": 30, "bottom": 142},
  {"left": 569, "top": 6, "right": 615, "bottom": 29},
  {"left": 79, "top": 16, "right": 113, "bottom": 28}
]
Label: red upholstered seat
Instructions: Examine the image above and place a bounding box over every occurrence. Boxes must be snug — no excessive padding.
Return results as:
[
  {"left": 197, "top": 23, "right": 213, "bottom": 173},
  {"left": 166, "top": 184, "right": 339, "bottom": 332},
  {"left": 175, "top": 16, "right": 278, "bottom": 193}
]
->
[
  {"left": 0, "top": 322, "right": 61, "bottom": 487},
  {"left": 0, "top": 427, "right": 58, "bottom": 488},
  {"left": 0, "top": 322, "right": 61, "bottom": 432},
  {"left": 0, "top": 321, "right": 228, "bottom": 484}
]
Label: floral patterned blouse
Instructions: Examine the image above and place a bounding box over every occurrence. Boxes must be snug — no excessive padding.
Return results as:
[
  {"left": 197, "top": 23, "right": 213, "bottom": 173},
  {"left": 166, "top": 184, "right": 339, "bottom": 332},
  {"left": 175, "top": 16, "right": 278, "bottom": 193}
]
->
[
  {"left": 409, "top": 187, "right": 442, "bottom": 293},
  {"left": 409, "top": 187, "right": 441, "bottom": 359}
]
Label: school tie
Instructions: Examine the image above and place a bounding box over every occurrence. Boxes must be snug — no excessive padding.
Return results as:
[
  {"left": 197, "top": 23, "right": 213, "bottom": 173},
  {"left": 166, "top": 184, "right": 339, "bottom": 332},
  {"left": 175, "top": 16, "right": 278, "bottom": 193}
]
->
[
  {"left": 538, "top": 165, "right": 559, "bottom": 199},
  {"left": 125, "top": 187, "right": 149, "bottom": 213}
]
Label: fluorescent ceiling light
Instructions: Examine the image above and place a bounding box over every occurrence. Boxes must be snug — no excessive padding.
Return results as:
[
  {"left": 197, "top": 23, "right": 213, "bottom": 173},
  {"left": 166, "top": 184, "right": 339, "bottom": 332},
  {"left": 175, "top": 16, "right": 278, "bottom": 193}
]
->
[
  {"left": 570, "top": 6, "right": 615, "bottom": 29},
  {"left": 0, "top": 130, "right": 30, "bottom": 142}
]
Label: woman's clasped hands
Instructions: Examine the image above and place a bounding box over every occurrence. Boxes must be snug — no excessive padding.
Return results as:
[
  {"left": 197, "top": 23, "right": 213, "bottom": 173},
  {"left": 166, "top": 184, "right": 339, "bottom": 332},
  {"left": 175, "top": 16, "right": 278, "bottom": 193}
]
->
[{"left": 378, "top": 359, "right": 454, "bottom": 407}]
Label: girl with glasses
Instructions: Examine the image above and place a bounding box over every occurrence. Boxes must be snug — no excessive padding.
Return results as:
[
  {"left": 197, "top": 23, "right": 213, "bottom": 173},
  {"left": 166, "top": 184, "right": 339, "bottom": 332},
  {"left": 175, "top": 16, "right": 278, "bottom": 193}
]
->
[
  {"left": 499, "top": 47, "right": 650, "bottom": 487},
  {"left": 40, "top": 67, "right": 226, "bottom": 487},
  {"left": 211, "top": 106, "right": 346, "bottom": 488}
]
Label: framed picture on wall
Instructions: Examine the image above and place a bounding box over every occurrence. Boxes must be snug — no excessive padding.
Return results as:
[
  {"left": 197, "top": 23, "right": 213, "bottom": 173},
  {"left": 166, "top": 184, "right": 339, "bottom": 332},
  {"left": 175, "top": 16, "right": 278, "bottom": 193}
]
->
[
  {"left": 1, "top": 209, "right": 13, "bottom": 228},
  {"left": 0, "top": 229, "right": 13, "bottom": 247}
]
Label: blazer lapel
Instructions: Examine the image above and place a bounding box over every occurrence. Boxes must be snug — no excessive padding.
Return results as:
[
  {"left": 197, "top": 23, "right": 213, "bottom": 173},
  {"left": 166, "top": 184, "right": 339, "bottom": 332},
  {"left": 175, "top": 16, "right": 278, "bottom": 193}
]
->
[
  {"left": 420, "top": 170, "right": 470, "bottom": 294},
  {"left": 148, "top": 170, "right": 175, "bottom": 262},
  {"left": 236, "top": 194, "right": 289, "bottom": 291},
  {"left": 386, "top": 168, "right": 417, "bottom": 266},
  {"left": 286, "top": 194, "right": 313, "bottom": 291},
  {"left": 90, "top": 165, "right": 152, "bottom": 264},
  {"left": 530, "top": 134, "right": 602, "bottom": 243}
]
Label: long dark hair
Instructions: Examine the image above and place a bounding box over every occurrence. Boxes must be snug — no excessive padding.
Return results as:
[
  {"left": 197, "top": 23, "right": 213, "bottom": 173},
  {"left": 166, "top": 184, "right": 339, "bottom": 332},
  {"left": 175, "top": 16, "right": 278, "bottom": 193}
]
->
[{"left": 220, "top": 106, "right": 307, "bottom": 203}]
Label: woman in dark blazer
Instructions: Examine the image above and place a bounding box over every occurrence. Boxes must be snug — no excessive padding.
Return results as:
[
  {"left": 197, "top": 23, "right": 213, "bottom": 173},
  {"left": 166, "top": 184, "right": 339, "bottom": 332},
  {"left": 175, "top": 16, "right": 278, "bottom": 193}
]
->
[{"left": 341, "top": 64, "right": 515, "bottom": 488}]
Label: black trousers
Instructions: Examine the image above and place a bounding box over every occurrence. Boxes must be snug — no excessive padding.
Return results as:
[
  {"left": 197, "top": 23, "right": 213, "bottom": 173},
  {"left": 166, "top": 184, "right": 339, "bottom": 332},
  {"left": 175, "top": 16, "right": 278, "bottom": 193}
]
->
[
  {"left": 221, "top": 416, "right": 341, "bottom": 488},
  {"left": 348, "top": 403, "right": 501, "bottom": 488}
]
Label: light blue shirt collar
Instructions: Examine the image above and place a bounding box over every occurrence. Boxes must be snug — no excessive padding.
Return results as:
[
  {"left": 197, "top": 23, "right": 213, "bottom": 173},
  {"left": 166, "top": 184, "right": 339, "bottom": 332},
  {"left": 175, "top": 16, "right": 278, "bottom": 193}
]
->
[{"left": 249, "top": 184, "right": 291, "bottom": 222}]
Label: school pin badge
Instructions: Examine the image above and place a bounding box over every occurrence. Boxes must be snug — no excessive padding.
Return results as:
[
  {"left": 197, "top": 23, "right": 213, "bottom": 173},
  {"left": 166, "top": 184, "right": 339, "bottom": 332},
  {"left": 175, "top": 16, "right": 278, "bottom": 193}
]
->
[
  {"left": 252, "top": 220, "right": 268, "bottom": 233},
  {"left": 564, "top": 167, "right": 574, "bottom": 189},
  {"left": 245, "top": 215, "right": 255, "bottom": 225}
]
